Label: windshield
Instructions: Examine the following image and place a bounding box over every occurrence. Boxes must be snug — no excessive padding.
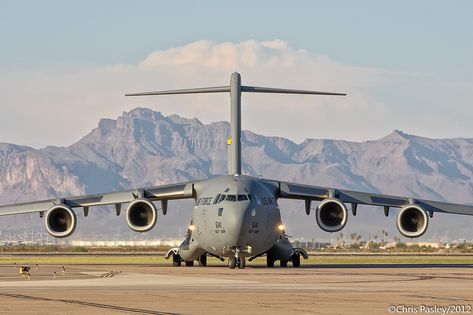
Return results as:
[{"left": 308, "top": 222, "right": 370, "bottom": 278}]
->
[
  {"left": 237, "top": 195, "right": 248, "bottom": 201},
  {"left": 221, "top": 194, "right": 251, "bottom": 202},
  {"left": 226, "top": 194, "right": 236, "bottom": 202}
]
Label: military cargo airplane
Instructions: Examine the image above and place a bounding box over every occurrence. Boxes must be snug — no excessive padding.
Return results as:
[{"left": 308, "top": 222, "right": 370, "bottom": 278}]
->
[{"left": 2, "top": 73, "right": 473, "bottom": 269}]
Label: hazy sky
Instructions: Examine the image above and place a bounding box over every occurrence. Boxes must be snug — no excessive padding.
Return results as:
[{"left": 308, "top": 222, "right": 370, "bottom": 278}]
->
[{"left": 1, "top": 0, "right": 472, "bottom": 148}]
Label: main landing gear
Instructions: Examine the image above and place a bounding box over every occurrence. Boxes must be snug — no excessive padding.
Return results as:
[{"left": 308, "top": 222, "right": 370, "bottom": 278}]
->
[
  {"left": 165, "top": 248, "right": 209, "bottom": 267},
  {"left": 169, "top": 254, "right": 207, "bottom": 267},
  {"left": 181, "top": 254, "right": 207, "bottom": 267},
  {"left": 264, "top": 248, "right": 308, "bottom": 268},
  {"left": 198, "top": 254, "right": 207, "bottom": 266}
]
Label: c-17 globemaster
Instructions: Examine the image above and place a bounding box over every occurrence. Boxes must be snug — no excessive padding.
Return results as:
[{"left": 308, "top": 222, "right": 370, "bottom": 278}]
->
[{"left": 2, "top": 72, "right": 473, "bottom": 269}]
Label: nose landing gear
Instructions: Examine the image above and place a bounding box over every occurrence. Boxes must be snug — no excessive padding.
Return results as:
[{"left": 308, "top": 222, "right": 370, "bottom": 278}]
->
[
  {"left": 228, "top": 256, "right": 237, "bottom": 269},
  {"left": 238, "top": 256, "right": 246, "bottom": 269},
  {"left": 228, "top": 256, "right": 246, "bottom": 269},
  {"left": 225, "top": 246, "right": 250, "bottom": 269}
]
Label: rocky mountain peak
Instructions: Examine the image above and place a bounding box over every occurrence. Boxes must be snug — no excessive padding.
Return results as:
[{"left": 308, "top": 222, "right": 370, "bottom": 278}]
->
[
  {"left": 380, "top": 129, "right": 412, "bottom": 142},
  {"left": 1, "top": 108, "right": 473, "bottom": 238}
]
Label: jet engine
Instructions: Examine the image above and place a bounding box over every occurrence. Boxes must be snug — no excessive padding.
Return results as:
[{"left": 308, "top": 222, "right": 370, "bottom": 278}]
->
[
  {"left": 316, "top": 198, "right": 348, "bottom": 232},
  {"left": 126, "top": 199, "right": 157, "bottom": 232},
  {"left": 45, "top": 205, "right": 77, "bottom": 238},
  {"left": 396, "top": 204, "right": 429, "bottom": 238}
]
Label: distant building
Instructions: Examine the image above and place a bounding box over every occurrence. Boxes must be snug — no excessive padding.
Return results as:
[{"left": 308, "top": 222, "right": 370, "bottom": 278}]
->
[
  {"left": 405, "top": 242, "right": 441, "bottom": 249},
  {"left": 67, "top": 239, "right": 181, "bottom": 247}
]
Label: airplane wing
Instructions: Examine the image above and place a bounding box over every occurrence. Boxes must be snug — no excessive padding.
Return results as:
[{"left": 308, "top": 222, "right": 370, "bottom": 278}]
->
[
  {"left": 0, "top": 182, "right": 196, "bottom": 216},
  {"left": 267, "top": 180, "right": 473, "bottom": 216},
  {"left": 0, "top": 181, "right": 196, "bottom": 237},
  {"left": 262, "top": 179, "right": 473, "bottom": 237}
]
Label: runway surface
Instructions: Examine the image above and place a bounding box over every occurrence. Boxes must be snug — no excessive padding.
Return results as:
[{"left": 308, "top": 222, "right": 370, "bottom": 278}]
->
[{"left": 0, "top": 263, "right": 472, "bottom": 314}]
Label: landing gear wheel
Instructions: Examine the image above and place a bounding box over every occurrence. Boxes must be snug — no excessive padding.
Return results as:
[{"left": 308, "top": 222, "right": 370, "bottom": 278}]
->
[
  {"left": 228, "top": 257, "right": 237, "bottom": 269},
  {"left": 280, "top": 260, "right": 288, "bottom": 268},
  {"left": 266, "top": 256, "right": 275, "bottom": 268},
  {"left": 198, "top": 254, "right": 207, "bottom": 267},
  {"left": 185, "top": 260, "right": 194, "bottom": 267},
  {"left": 292, "top": 253, "right": 301, "bottom": 268},
  {"left": 238, "top": 257, "right": 246, "bottom": 269},
  {"left": 172, "top": 253, "right": 182, "bottom": 267}
]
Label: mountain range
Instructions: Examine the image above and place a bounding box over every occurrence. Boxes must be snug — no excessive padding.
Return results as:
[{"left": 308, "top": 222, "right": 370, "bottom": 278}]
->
[{"left": 1, "top": 107, "right": 473, "bottom": 241}]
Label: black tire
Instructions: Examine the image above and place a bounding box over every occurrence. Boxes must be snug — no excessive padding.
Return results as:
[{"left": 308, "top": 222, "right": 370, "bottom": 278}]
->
[
  {"left": 266, "top": 256, "right": 275, "bottom": 268},
  {"left": 228, "top": 257, "right": 237, "bottom": 269},
  {"left": 172, "top": 254, "right": 182, "bottom": 267},
  {"left": 238, "top": 257, "right": 246, "bottom": 269},
  {"left": 172, "top": 260, "right": 181, "bottom": 267},
  {"left": 198, "top": 254, "right": 207, "bottom": 267},
  {"left": 185, "top": 260, "right": 194, "bottom": 267},
  {"left": 292, "top": 254, "right": 301, "bottom": 268},
  {"left": 280, "top": 260, "right": 288, "bottom": 268}
]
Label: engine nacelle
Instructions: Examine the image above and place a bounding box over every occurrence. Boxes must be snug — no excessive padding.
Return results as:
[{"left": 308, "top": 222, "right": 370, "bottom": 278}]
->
[
  {"left": 126, "top": 199, "right": 157, "bottom": 232},
  {"left": 316, "top": 198, "right": 348, "bottom": 232},
  {"left": 396, "top": 204, "right": 429, "bottom": 238},
  {"left": 45, "top": 205, "right": 77, "bottom": 238}
]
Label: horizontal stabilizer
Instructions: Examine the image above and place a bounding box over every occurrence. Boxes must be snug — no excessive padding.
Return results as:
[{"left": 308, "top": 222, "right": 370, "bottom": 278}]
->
[
  {"left": 125, "top": 86, "right": 230, "bottom": 96},
  {"left": 241, "top": 85, "right": 346, "bottom": 96},
  {"left": 126, "top": 85, "right": 345, "bottom": 97},
  {"left": 125, "top": 73, "right": 346, "bottom": 176}
]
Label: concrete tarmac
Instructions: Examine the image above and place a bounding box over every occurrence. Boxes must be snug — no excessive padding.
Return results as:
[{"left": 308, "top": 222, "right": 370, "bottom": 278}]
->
[{"left": 0, "top": 263, "right": 472, "bottom": 314}]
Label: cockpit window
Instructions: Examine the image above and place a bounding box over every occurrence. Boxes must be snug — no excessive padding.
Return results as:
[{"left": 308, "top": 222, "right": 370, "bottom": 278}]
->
[
  {"left": 226, "top": 194, "right": 237, "bottom": 202},
  {"left": 237, "top": 194, "right": 248, "bottom": 201},
  {"left": 218, "top": 194, "right": 226, "bottom": 203},
  {"left": 213, "top": 194, "right": 221, "bottom": 204}
]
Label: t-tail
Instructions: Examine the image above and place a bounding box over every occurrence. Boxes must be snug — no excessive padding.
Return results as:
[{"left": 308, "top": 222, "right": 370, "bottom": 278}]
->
[{"left": 126, "top": 72, "right": 346, "bottom": 175}]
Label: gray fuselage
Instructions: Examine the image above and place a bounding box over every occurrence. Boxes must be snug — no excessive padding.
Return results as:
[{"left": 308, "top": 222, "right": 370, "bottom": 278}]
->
[{"left": 179, "top": 175, "right": 283, "bottom": 260}]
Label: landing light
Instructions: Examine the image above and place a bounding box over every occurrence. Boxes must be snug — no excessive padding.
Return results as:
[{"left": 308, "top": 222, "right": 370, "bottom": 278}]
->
[
  {"left": 188, "top": 225, "right": 196, "bottom": 231},
  {"left": 277, "top": 224, "right": 285, "bottom": 231}
]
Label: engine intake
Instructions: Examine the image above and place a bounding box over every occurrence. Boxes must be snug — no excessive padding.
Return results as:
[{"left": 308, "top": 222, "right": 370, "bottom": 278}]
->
[
  {"left": 126, "top": 199, "right": 157, "bottom": 232},
  {"left": 396, "top": 204, "right": 429, "bottom": 238},
  {"left": 316, "top": 198, "right": 348, "bottom": 232},
  {"left": 45, "top": 205, "right": 77, "bottom": 238}
]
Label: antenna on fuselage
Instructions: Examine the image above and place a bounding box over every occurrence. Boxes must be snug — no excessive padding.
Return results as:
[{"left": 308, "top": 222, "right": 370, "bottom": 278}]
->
[{"left": 126, "top": 73, "right": 346, "bottom": 176}]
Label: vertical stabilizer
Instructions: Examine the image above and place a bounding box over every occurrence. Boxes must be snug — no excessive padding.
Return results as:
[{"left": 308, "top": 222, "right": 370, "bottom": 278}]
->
[
  {"left": 126, "top": 73, "right": 345, "bottom": 176},
  {"left": 229, "top": 73, "right": 242, "bottom": 175}
]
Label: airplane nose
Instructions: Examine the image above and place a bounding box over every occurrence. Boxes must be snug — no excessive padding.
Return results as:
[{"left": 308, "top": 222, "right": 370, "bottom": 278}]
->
[{"left": 223, "top": 203, "right": 252, "bottom": 247}]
